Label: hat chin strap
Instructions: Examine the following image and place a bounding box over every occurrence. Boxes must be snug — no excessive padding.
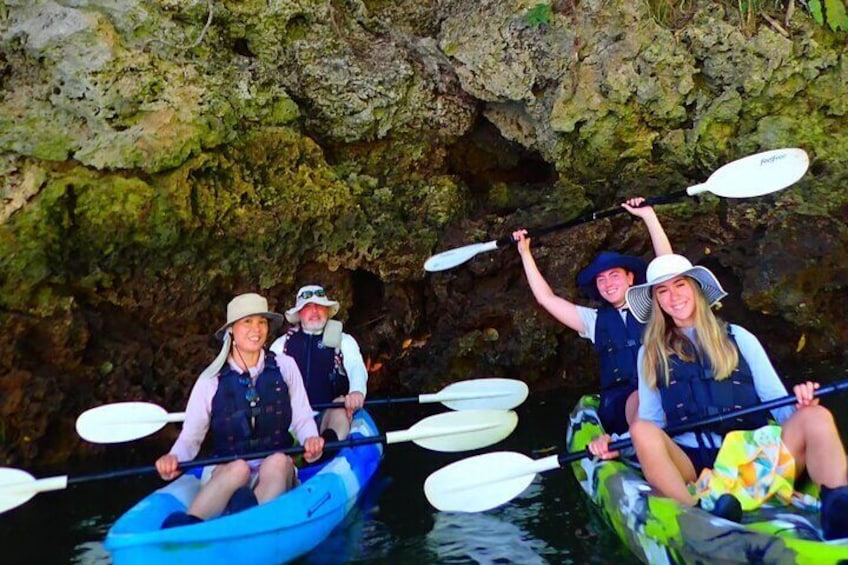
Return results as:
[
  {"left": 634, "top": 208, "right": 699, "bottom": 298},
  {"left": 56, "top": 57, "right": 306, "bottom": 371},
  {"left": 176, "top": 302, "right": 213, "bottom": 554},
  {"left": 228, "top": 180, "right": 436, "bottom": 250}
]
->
[{"left": 198, "top": 330, "right": 232, "bottom": 379}]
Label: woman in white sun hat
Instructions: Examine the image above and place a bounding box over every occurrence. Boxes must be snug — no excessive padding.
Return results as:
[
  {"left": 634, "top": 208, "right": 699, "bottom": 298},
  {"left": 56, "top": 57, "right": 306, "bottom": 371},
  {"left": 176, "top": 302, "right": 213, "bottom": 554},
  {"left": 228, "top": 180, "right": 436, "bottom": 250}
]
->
[
  {"left": 154, "top": 293, "right": 324, "bottom": 528},
  {"left": 588, "top": 254, "right": 848, "bottom": 537},
  {"left": 270, "top": 285, "right": 368, "bottom": 444}
]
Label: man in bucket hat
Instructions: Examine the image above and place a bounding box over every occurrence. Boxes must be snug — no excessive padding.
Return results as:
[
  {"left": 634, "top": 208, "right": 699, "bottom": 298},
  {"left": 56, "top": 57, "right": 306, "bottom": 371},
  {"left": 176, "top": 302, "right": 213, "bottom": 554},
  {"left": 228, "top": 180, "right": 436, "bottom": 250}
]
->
[
  {"left": 512, "top": 197, "right": 672, "bottom": 435},
  {"left": 270, "top": 285, "right": 368, "bottom": 443}
]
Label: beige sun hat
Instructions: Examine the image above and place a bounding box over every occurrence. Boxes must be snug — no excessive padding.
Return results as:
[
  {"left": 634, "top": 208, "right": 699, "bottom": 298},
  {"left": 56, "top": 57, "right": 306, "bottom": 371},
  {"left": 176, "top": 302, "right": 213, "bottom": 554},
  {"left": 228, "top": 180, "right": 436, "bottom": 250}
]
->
[
  {"left": 285, "top": 285, "right": 340, "bottom": 323},
  {"left": 625, "top": 254, "right": 727, "bottom": 324},
  {"left": 198, "top": 293, "right": 283, "bottom": 380},
  {"left": 214, "top": 293, "right": 284, "bottom": 340}
]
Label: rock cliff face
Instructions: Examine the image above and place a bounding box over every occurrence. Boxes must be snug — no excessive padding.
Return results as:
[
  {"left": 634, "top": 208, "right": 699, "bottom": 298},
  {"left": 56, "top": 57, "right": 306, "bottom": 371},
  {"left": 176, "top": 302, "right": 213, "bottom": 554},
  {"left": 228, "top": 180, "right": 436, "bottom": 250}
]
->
[{"left": 1, "top": 0, "right": 846, "bottom": 465}]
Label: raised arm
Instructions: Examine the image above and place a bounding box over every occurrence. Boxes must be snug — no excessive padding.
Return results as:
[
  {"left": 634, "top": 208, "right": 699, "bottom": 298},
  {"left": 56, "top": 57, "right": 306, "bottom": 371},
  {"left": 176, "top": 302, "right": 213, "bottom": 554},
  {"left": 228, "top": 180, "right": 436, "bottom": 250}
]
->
[
  {"left": 513, "top": 229, "right": 586, "bottom": 334},
  {"left": 622, "top": 197, "right": 672, "bottom": 256}
]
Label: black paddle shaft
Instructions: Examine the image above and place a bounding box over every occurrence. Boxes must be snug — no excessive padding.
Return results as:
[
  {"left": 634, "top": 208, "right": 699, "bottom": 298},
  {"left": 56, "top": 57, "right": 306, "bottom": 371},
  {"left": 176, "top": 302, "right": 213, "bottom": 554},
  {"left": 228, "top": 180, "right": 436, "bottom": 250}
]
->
[
  {"left": 312, "top": 396, "right": 419, "bottom": 410},
  {"left": 493, "top": 190, "right": 689, "bottom": 248},
  {"left": 66, "top": 435, "right": 387, "bottom": 486},
  {"left": 557, "top": 378, "right": 848, "bottom": 467}
]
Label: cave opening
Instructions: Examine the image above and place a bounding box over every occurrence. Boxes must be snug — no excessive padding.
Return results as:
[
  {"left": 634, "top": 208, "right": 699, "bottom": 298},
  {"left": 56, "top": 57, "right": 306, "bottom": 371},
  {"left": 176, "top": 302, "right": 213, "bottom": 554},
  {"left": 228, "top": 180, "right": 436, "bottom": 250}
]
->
[
  {"left": 347, "top": 268, "right": 384, "bottom": 334},
  {"left": 446, "top": 116, "right": 558, "bottom": 198}
]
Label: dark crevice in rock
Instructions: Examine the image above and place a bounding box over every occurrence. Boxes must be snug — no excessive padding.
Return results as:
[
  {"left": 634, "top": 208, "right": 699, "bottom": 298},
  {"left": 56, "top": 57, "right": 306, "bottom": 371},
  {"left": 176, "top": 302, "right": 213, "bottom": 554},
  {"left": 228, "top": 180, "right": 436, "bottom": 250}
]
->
[
  {"left": 348, "top": 269, "right": 384, "bottom": 332},
  {"left": 232, "top": 38, "right": 255, "bottom": 58},
  {"left": 446, "top": 117, "right": 557, "bottom": 198}
]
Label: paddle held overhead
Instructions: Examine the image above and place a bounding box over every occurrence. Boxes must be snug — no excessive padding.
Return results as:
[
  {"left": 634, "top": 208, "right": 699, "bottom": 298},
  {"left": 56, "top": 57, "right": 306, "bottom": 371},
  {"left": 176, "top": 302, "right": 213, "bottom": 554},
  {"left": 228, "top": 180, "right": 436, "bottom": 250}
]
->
[
  {"left": 424, "top": 148, "right": 809, "bottom": 272},
  {"left": 424, "top": 377, "right": 848, "bottom": 513},
  {"left": 1, "top": 408, "right": 518, "bottom": 514},
  {"left": 76, "top": 378, "right": 529, "bottom": 444}
]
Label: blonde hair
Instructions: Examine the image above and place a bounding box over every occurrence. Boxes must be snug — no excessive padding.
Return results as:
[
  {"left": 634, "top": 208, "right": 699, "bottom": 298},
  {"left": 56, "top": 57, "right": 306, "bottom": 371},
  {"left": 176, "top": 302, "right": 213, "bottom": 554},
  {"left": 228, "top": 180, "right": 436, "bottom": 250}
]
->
[{"left": 641, "top": 277, "right": 738, "bottom": 389}]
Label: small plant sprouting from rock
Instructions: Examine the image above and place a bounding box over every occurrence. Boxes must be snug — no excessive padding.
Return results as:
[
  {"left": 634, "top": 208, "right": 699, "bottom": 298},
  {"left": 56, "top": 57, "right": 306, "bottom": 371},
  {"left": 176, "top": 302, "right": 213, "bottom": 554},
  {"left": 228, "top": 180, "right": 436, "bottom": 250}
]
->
[
  {"left": 807, "top": 0, "right": 848, "bottom": 31},
  {"left": 647, "top": 0, "right": 848, "bottom": 34},
  {"left": 647, "top": 0, "right": 695, "bottom": 29},
  {"left": 526, "top": 3, "right": 554, "bottom": 27}
]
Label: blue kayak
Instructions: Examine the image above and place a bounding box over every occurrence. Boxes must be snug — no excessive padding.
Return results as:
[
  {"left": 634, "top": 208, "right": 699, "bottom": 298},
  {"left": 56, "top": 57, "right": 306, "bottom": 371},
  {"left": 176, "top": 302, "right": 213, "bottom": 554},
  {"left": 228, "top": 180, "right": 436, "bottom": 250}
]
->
[{"left": 105, "top": 410, "right": 383, "bottom": 564}]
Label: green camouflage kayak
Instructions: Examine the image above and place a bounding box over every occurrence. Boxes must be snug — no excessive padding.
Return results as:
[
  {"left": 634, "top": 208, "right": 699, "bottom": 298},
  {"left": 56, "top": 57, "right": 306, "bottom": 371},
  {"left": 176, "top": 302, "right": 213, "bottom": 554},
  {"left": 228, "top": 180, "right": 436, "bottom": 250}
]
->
[{"left": 565, "top": 394, "right": 848, "bottom": 564}]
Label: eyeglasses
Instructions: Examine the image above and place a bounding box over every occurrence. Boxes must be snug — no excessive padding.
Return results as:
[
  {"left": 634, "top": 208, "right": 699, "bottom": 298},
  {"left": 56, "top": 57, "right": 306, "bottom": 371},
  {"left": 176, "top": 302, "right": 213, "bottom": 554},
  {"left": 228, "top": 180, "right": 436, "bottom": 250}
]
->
[{"left": 298, "top": 288, "right": 326, "bottom": 300}]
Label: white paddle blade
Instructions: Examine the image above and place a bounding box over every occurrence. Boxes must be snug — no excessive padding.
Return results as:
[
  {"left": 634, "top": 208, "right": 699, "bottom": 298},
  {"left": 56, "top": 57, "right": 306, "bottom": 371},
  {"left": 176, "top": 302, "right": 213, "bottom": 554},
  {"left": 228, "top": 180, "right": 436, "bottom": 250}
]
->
[
  {"left": 0, "top": 469, "right": 37, "bottom": 514},
  {"left": 698, "top": 148, "right": 809, "bottom": 198},
  {"left": 434, "top": 378, "right": 529, "bottom": 411},
  {"left": 424, "top": 240, "right": 499, "bottom": 272},
  {"left": 424, "top": 451, "right": 537, "bottom": 512},
  {"left": 76, "top": 402, "right": 172, "bottom": 443},
  {"left": 0, "top": 470, "right": 70, "bottom": 514},
  {"left": 396, "top": 409, "right": 518, "bottom": 452}
]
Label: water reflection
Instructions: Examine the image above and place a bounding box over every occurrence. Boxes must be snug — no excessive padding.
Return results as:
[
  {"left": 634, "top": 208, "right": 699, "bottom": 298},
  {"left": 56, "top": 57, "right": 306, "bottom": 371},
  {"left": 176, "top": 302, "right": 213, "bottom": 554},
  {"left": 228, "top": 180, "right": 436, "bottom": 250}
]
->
[
  {"left": 426, "top": 481, "right": 556, "bottom": 564},
  {"left": 73, "top": 541, "right": 110, "bottom": 564},
  {"left": 71, "top": 516, "right": 111, "bottom": 563}
]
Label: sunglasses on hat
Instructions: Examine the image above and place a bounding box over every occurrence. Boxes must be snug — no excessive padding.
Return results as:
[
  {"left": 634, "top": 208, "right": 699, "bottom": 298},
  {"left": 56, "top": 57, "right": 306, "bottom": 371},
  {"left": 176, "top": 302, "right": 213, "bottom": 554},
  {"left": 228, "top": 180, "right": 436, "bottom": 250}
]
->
[{"left": 298, "top": 288, "right": 326, "bottom": 300}]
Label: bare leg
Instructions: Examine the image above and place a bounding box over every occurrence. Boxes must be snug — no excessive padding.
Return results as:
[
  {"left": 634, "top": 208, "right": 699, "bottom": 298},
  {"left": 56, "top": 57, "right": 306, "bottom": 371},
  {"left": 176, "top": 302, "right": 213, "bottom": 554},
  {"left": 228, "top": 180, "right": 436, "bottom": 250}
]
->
[
  {"left": 630, "top": 419, "right": 698, "bottom": 505},
  {"left": 320, "top": 397, "right": 352, "bottom": 440},
  {"left": 625, "top": 390, "right": 639, "bottom": 425},
  {"left": 187, "top": 459, "right": 251, "bottom": 519},
  {"left": 254, "top": 453, "right": 296, "bottom": 503},
  {"left": 780, "top": 405, "right": 848, "bottom": 488}
]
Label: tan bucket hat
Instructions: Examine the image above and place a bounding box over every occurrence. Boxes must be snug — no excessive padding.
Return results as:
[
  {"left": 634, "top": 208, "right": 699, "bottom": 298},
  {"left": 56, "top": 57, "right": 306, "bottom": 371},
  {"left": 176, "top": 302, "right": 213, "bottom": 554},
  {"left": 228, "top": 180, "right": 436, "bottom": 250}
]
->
[{"left": 214, "top": 293, "right": 283, "bottom": 340}]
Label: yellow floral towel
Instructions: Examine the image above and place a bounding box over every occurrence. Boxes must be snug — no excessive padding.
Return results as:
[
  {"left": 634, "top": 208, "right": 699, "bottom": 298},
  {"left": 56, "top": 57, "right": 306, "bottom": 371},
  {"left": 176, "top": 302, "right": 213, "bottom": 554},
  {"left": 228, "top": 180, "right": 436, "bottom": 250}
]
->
[{"left": 692, "top": 425, "right": 817, "bottom": 512}]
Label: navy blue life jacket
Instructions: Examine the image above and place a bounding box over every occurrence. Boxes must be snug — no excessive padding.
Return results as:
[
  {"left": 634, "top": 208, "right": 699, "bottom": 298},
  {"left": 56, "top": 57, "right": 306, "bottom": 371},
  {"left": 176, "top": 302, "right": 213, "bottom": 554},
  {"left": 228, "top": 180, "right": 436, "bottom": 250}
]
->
[
  {"left": 284, "top": 327, "right": 349, "bottom": 405},
  {"left": 593, "top": 307, "right": 644, "bottom": 435},
  {"left": 210, "top": 354, "right": 294, "bottom": 456},
  {"left": 658, "top": 329, "right": 769, "bottom": 438}
]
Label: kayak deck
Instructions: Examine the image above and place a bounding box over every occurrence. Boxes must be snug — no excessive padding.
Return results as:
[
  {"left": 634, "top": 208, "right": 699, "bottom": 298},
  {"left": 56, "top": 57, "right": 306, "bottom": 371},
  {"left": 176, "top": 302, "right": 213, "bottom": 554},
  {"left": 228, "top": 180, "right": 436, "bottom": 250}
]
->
[
  {"left": 105, "top": 410, "right": 383, "bottom": 565},
  {"left": 565, "top": 394, "right": 848, "bottom": 564}
]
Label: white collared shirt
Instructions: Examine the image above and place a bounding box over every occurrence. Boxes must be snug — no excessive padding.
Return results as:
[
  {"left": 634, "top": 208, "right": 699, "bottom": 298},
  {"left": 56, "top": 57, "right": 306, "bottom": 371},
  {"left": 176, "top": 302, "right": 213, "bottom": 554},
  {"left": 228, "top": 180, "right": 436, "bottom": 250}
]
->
[{"left": 269, "top": 328, "right": 368, "bottom": 397}]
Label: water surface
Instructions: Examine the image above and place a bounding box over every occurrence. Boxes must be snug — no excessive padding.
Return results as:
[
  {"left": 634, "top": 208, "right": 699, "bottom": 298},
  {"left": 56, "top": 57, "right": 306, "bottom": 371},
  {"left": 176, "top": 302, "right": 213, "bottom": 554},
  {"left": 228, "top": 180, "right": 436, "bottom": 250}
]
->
[{"left": 3, "top": 376, "right": 846, "bottom": 564}]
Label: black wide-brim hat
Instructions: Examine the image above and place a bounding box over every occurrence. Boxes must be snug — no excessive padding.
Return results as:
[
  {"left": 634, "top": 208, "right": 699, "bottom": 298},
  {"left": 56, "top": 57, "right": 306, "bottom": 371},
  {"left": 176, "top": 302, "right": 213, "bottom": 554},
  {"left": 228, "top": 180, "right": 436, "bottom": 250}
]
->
[{"left": 576, "top": 251, "right": 648, "bottom": 301}]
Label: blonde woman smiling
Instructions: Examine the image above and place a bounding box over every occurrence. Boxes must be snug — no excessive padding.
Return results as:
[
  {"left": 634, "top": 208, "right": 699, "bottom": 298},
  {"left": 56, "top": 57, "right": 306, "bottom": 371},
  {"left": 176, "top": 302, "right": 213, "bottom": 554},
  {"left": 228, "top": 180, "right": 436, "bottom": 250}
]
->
[{"left": 589, "top": 254, "right": 847, "bottom": 538}]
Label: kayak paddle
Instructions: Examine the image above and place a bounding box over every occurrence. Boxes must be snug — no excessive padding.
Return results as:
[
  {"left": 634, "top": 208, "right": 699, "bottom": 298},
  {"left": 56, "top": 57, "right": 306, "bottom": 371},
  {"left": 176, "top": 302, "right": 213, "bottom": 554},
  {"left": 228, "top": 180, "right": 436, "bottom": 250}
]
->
[
  {"left": 424, "top": 147, "right": 810, "bottom": 272},
  {"left": 76, "top": 378, "right": 529, "bottom": 444},
  {"left": 0, "top": 408, "right": 518, "bottom": 514},
  {"left": 76, "top": 402, "right": 187, "bottom": 444},
  {"left": 313, "top": 377, "right": 529, "bottom": 411},
  {"left": 424, "top": 377, "right": 848, "bottom": 512}
]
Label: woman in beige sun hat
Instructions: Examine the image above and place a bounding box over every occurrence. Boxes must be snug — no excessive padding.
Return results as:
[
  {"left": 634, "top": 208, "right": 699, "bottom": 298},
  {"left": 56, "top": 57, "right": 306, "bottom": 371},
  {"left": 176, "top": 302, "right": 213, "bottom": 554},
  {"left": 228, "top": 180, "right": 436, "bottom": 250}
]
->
[
  {"left": 588, "top": 254, "right": 848, "bottom": 536},
  {"left": 153, "top": 293, "right": 324, "bottom": 528}
]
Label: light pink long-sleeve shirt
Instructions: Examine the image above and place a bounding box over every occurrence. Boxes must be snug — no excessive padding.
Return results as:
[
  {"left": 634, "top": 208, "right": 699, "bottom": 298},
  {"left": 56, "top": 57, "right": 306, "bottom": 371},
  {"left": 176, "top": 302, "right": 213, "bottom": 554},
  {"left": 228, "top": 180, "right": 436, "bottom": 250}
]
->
[{"left": 168, "top": 350, "right": 319, "bottom": 462}]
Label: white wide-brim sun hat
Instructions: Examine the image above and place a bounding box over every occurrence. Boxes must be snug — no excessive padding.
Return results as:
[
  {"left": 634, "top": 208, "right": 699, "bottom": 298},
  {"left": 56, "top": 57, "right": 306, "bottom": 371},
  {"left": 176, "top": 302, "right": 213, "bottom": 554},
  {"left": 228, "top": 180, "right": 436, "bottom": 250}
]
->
[
  {"left": 625, "top": 254, "right": 728, "bottom": 324},
  {"left": 285, "top": 285, "right": 340, "bottom": 323}
]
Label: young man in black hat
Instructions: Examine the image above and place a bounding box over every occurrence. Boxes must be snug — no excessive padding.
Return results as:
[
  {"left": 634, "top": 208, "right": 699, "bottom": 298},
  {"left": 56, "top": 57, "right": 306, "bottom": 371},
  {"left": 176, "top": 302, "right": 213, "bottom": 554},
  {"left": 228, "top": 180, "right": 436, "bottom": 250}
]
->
[{"left": 512, "top": 197, "right": 672, "bottom": 435}]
